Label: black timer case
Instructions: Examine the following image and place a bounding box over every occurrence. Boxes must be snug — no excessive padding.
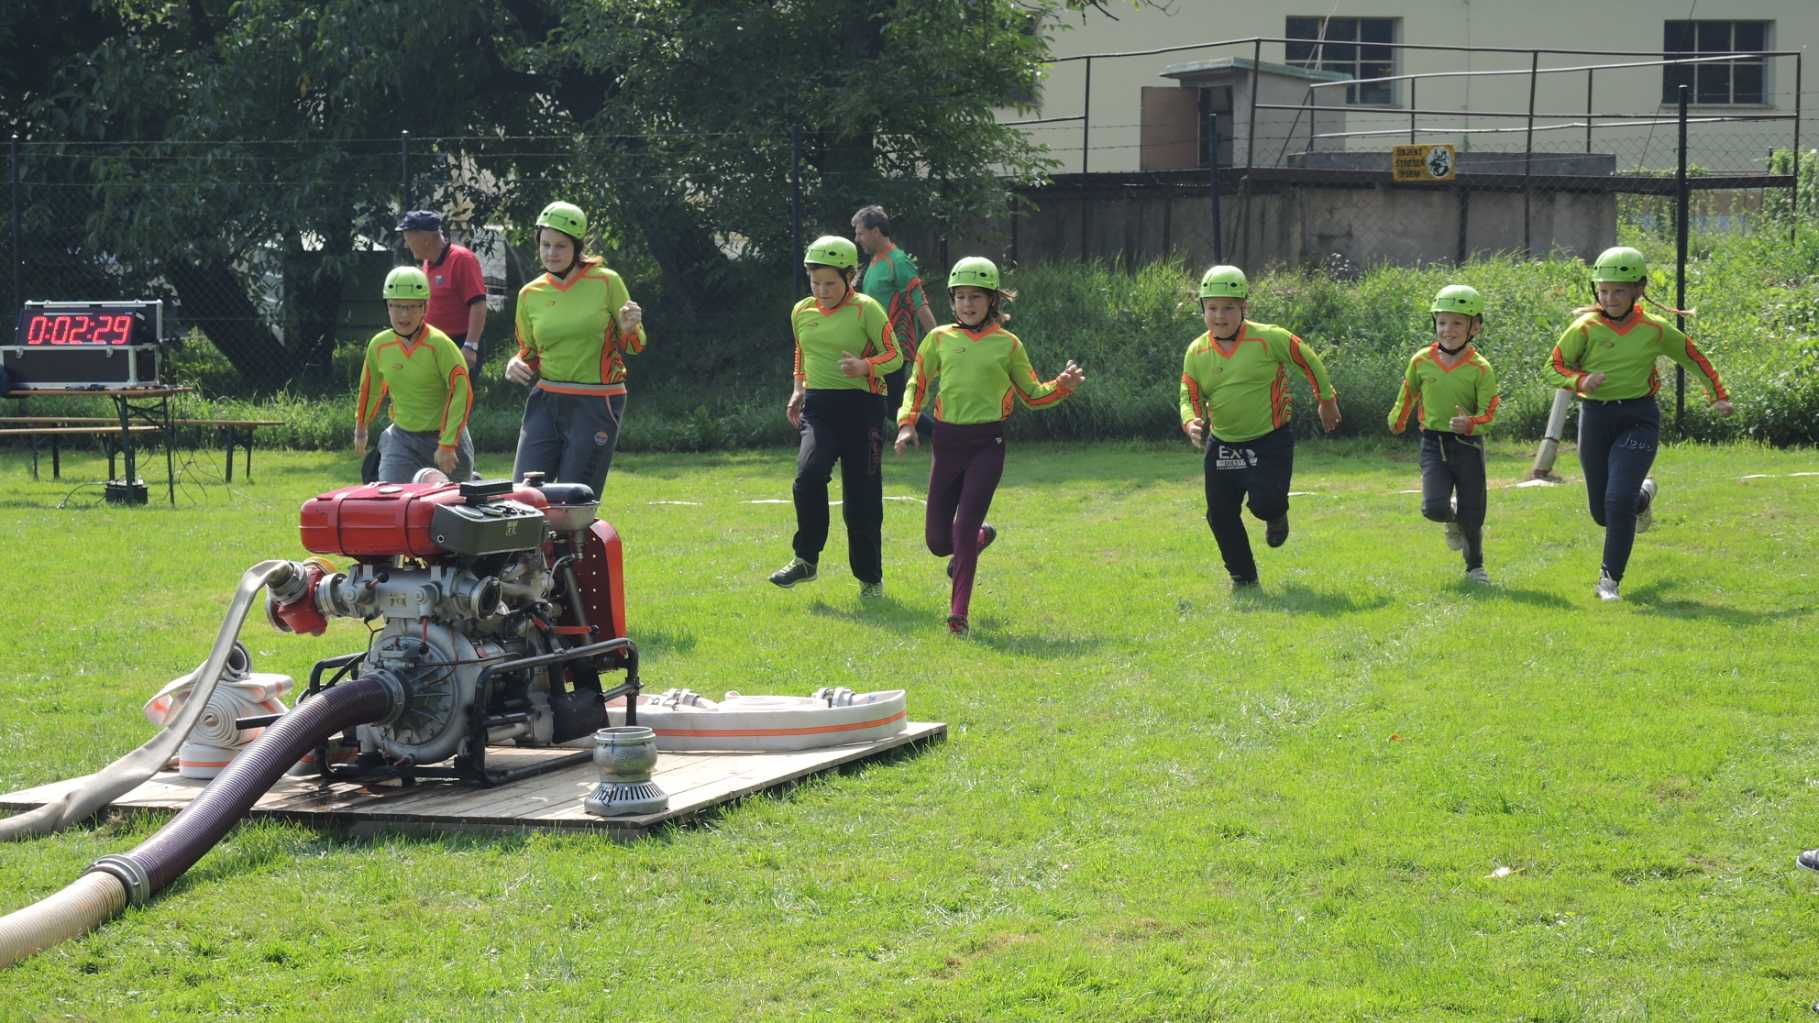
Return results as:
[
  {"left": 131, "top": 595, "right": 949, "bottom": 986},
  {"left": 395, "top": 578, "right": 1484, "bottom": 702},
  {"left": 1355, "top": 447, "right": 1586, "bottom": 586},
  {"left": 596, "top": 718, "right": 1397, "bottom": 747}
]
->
[{"left": 0, "top": 345, "right": 161, "bottom": 388}]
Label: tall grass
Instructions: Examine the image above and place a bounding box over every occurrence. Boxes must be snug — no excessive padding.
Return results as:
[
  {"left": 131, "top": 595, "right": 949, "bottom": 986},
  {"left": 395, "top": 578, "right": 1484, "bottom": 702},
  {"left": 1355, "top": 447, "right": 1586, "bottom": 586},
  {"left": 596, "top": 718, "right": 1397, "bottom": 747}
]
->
[{"left": 142, "top": 227, "right": 1819, "bottom": 451}]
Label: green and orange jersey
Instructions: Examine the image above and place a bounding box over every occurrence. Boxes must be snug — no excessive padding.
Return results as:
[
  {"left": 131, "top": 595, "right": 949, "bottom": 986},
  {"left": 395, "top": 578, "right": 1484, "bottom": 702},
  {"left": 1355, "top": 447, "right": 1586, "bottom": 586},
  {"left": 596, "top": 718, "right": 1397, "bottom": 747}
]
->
[
  {"left": 1548, "top": 305, "right": 1727, "bottom": 402},
  {"left": 1387, "top": 343, "right": 1500, "bottom": 436},
  {"left": 513, "top": 258, "right": 647, "bottom": 394},
  {"left": 859, "top": 243, "right": 930, "bottom": 351},
  {"left": 897, "top": 321, "right": 1073, "bottom": 426},
  {"left": 1177, "top": 320, "right": 1336, "bottom": 444},
  {"left": 356, "top": 323, "right": 472, "bottom": 450},
  {"left": 790, "top": 289, "right": 901, "bottom": 394}
]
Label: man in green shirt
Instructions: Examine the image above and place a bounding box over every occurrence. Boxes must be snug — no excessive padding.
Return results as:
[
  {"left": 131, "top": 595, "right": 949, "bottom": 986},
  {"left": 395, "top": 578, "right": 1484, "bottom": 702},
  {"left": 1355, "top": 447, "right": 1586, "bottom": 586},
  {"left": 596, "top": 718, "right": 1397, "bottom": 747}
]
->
[{"left": 853, "top": 205, "right": 936, "bottom": 434}]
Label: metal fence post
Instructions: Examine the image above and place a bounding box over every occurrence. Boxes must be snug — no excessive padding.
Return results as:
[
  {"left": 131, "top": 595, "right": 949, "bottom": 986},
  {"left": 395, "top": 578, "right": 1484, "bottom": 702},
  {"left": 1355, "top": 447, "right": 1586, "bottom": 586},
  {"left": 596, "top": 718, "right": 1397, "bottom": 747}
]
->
[
  {"left": 1245, "top": 38, "right": 1261, "bottom": 171},
  {"left": 1409, "top": 78, "right": 1417, "bottom": 145},
  {"left": 399, "top": 131, "right": 410, "bottom": 212},
  {"left": 1523, "top": 51, "right": 1539, "bottom": 256},
  {"left": 1081, "top": 57, "right": 1092, "bottom": 260},
  {"left": 1675, "top": 84, "right": 1690, "bottom": 436},
  {"left": 1584, "top": 70, "right": 1594, "bottom": 154},
  {"left": 790, "top": 126, "right": 803, "bottom": 293},
  {"left": 1209, "top": 113, "right": 1224, "bottom": 262},
  {"left": 1793, "top": 52, "right": 1803, "bottom": 244},
  {"left": 9, "top": 135, "right": 18, "bottom": 326}
]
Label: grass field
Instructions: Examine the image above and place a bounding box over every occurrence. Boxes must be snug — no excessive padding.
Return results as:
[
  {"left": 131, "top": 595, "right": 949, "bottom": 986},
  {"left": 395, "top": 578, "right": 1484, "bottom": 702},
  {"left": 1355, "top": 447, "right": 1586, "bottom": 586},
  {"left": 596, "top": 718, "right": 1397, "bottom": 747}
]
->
[{"left": 0, "top": 437, "right": 1815, "bottom": 1021}]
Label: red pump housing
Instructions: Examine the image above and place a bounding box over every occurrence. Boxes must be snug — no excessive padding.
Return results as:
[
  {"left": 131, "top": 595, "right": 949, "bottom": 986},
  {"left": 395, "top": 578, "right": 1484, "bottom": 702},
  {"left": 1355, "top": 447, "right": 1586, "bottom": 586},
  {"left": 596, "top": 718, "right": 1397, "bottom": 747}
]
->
[{"left": 299, "top": 481, "right": 550, "bottom": 559}]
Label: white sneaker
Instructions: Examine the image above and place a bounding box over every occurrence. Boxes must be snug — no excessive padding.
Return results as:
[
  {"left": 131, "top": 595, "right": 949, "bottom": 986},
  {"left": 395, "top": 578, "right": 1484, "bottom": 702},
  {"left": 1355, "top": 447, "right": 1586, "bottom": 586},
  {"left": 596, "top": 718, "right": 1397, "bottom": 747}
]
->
[
  {"left": 1466, "top": 566, "right": 1490, "bottom": 584},
  {"left": 1444, "top": 520, "right": 1466, "bottom": 552},
  {"left": 1596, "top": 571, "right": 1622, "bottom": 601},
  {"left": 1636, "top": 478, "right": 1657, "bottom": 533}
]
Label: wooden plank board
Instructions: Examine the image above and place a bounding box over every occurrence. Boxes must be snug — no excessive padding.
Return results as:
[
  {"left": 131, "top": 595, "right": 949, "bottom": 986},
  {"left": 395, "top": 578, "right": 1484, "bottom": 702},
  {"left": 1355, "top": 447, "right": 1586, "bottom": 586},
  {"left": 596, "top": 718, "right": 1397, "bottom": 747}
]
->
[{"left": 0, "top": 722, "right": 945, "bottom": 839}]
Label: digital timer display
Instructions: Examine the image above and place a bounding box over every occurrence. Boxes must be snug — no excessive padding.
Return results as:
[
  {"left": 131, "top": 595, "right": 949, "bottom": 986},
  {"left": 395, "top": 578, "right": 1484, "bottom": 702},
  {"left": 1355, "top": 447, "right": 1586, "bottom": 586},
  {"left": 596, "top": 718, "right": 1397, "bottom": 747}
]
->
[
  {"left": 21, "top": 312, "right": 138, "bottom": 346},
  {"left": 12, "top": 303, "right": 157, "bottom": 348}
]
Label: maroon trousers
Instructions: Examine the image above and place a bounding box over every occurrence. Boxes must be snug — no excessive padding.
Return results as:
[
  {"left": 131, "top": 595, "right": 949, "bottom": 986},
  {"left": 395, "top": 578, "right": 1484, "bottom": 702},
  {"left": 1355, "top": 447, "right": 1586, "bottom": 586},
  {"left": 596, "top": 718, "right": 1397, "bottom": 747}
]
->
[{"left": 924, "top": 421, "right": 1005, "bottom": 621}]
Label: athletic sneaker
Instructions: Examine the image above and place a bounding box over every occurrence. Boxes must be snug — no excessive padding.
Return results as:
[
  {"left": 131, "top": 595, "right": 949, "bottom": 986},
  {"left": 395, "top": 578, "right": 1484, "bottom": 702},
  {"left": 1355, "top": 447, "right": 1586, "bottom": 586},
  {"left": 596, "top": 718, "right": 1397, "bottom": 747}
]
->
[
  {"left": 1231, "top": 577, "right": 1260, "bottom": 593},
  {"left": 948, "top": 523, "right": 999, "bottom": 579},
  {"left": 1636, "top": 477, "right": 1658, "bottom": 533},
  {"left": 1595, "top": 571, "right": 1622, "bottom": 602},
  {"left": 1265, "top": 514, "right": 1290, "bottom": 548},
  {"left": 1465, "top": 566, "right": 1490, "bottom": 584},
  {"left": 946, "top": 615, "right": 969, "bottom": 636},
  {"left": 859, "top": 580, "right": 885, "bottom": 599},
  {"left": 769, "top": 557, "right": 817, "bottom": 588},
  {"left": 1798, "top": 849, "right": 1819, "bottom": 872}
]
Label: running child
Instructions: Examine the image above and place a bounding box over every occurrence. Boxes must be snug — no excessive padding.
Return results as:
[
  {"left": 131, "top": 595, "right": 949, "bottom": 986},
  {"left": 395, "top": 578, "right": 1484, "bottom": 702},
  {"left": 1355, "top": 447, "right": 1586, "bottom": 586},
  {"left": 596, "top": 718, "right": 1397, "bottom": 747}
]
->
[
  {"left": 1178, "top": 265, "right": 1341, "bottom": 589},
  {"left": 355, "top": 266, "right": 474, "bottom": 482},
  {"left": 1387, "top": 284, "right": 1499, "bottom": 583},
  {"left": 770, "top": 235, "right": 903, "bottom": 597},
  {"left": 1547, "top": 246, "right": 1732, "bottom": 601},
  {"left": 894, "top": 257, "right": 1084, "bottom": 636}
]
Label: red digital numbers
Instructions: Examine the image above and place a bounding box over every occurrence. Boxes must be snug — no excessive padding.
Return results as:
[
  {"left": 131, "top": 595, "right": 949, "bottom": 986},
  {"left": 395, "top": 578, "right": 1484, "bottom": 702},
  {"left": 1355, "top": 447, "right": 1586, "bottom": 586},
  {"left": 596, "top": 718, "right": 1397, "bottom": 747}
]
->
[{"left": 23, "top": 312, "right": 135, "bottom": 346}]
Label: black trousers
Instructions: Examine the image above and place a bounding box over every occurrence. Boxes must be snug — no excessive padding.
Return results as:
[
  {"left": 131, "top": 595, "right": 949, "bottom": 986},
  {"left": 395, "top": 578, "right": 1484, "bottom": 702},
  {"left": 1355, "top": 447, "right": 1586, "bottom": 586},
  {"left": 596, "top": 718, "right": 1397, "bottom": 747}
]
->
[
  {"left": 1577, "top": 396, "right": 1660, "bottom": 582},
  {"left": 1202, "top": 424, "right": 1294, "bottom": 584},
  {"left": 1419, "top": 431, "right": 1487, "bottom": 571},
  {"left": 793, "top": 389, "right": 885, "bottom": 583},
  {"left": 513, "top": 389, "right": 627, "bottom": 500}
]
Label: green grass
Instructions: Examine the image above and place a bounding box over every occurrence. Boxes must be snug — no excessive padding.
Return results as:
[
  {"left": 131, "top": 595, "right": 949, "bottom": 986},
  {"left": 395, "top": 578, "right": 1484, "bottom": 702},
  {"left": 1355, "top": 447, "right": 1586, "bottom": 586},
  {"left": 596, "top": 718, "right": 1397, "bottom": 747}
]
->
[{"left": 0, "top": 439, "right": 1816, "bottom": 1021}]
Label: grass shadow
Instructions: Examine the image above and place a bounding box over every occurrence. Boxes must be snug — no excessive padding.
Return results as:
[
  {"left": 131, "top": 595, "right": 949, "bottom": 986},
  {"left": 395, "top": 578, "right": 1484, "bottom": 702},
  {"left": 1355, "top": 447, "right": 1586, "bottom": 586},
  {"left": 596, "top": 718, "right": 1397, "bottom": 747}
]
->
[
  {"left": 1622, "top": 580, "right": 1814, "bottom": 626},
  {"left": 805, "top": 595, "right": 922, "bottom": 636},
  {"left": 1449, "top": 580, "right": 1577, "bottom": 609},
  {"left": 1231, "top": 581, "right": 1393, "bottom": 616}
]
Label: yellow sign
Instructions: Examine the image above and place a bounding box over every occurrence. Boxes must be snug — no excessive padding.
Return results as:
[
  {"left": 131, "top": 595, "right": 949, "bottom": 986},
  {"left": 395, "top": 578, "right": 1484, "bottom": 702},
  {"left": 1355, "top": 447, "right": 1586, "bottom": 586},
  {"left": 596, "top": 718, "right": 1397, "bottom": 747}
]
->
[{"left": 1392, "top": 144, "right": 1457, "bottom": 182}]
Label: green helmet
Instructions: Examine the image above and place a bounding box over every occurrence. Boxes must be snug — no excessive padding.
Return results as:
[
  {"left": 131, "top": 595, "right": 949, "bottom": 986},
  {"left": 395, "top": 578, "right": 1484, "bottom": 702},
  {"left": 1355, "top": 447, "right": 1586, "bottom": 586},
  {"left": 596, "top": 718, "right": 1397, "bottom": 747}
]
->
[
  {"left": 1199, "top": 265, "right": 1248, "bottom": 300},
  {"left": 382, "top": 266, "right": 430, "bottom": 302},
  {"left": 1430, "top": 284, "right": 1484, "bottom": 318},
  {"left": 535, "top": 201, "right": 588, "bottom": 240},
  {"left": 1592, "top": 246, "right": 1647, "bottom": 284},
  {"left": 803, "top": 235, "right": 858, "bottom": 270},
  {"left": 947, "top": 256, "right": 1001, "bottom": 292}
]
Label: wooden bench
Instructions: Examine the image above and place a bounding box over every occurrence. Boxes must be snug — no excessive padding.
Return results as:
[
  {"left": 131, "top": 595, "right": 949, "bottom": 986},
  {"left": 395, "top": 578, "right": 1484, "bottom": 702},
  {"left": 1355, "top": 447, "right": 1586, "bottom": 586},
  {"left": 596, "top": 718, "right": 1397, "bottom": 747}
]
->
[
  {"left": 0, "top": 416, "right": 283, "bottom": 482},
  {"left": 170, "top": 419, "right": 284, "bottom": 482},
  {"left": 0, "top": 424, "right": 162, "bottom": 482}
]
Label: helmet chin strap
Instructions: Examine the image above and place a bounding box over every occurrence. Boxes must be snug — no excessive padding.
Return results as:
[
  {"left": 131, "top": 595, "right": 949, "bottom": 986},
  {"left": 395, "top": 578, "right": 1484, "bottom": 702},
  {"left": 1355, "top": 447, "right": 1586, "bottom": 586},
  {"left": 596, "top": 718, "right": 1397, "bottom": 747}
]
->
[{"left": 1437, "top": 339, "right": 1467, "bottom": 355}]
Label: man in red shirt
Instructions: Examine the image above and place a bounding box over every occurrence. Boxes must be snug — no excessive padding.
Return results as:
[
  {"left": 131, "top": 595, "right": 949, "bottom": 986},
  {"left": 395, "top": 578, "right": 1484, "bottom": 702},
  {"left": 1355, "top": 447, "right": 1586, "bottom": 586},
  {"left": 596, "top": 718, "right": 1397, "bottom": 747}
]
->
[{"left": 397, "top": 210, "right": 488, "bottom": 373}]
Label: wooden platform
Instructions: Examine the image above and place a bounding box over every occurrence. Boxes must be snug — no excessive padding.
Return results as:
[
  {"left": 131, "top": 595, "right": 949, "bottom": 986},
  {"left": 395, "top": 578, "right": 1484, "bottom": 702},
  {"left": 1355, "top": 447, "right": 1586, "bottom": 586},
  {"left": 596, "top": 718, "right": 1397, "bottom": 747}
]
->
[{"left": 0, "top": 722, "right": 945, "bottom": 840}]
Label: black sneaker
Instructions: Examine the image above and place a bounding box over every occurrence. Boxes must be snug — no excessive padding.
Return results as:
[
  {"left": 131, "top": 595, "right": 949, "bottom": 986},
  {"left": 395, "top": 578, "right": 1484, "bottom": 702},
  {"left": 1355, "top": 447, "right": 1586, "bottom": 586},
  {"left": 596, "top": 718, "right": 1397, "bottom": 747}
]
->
[
  {"left": 769, "top": 557, "right": 817, "bottom": 588},
  {"left": 948, "top": 523, "right": 998, "bottom": 579},
  {"left": 1231, "top": 576, "right": 1260, "bottom": 592},
  {"left": 1799, "top": 849, "right": 1819, "bottom": 872},
  {"left": 946, "top": 614, "right": 969, "bottom": 636},
  {"left": 1265, "top": 514, "right": 1290, "bottom": 548}
]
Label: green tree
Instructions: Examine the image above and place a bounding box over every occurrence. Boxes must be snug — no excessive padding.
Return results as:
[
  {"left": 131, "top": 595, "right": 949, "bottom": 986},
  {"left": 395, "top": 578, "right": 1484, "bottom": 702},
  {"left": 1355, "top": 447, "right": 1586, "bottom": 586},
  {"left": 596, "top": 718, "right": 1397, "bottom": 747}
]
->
[{"left": 5, "top": 0, "right": 1141, "bottom": 390}]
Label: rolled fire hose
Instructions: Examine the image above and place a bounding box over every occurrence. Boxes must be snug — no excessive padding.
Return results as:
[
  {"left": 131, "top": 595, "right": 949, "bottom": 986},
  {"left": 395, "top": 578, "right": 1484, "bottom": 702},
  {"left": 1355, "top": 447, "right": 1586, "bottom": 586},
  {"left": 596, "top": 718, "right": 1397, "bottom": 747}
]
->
[
  {"left": 0, "top": 673, "right": 400, "bottom": 967},
  {"left": 0, "top": 561, "right": 294, "bottom": 842}
]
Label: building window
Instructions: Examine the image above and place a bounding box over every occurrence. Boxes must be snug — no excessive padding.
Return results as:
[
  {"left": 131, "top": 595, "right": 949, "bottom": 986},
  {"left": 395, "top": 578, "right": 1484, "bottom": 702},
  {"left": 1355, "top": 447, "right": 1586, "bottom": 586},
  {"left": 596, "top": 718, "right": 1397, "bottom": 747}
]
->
[
  {"left": 1663, "top": 21, "right": 1769, "bottom": 105},
  {"left": 1285, "top": 17, "right": 1397, "bottom": 106}
]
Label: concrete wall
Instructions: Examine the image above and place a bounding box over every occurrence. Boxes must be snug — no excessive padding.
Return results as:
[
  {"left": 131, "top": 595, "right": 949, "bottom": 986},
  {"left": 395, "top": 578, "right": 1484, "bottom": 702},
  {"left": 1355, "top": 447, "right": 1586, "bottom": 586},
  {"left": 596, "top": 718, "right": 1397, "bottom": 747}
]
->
[
  {"left": 1019, "top": 2, "right": 1812, "bottom": 174},
  {"left": 896, "top": 178, "right": 1616, "bottom": 278}
]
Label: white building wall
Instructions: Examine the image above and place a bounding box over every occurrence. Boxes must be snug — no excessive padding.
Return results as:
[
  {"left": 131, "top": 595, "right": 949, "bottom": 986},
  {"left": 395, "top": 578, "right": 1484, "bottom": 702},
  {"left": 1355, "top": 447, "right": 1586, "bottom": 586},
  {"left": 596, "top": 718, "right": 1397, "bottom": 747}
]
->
[{"left": 1018, "top": 2, "right": 1812, "bottom": 174}]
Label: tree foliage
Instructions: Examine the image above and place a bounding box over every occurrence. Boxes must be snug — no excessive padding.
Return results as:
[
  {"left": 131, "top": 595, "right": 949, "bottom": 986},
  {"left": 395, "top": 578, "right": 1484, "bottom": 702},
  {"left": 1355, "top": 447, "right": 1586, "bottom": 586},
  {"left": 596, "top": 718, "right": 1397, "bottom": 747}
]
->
[{"left": 4, "top": 0, "right": 1139, "bottom": 390}]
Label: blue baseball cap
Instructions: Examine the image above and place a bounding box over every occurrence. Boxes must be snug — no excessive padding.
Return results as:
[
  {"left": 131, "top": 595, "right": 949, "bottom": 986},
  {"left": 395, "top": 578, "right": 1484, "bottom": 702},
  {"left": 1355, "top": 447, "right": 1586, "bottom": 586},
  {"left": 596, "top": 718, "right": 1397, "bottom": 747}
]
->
[{"left": 395, "top": 209, "right": 443, "bottom": 232}]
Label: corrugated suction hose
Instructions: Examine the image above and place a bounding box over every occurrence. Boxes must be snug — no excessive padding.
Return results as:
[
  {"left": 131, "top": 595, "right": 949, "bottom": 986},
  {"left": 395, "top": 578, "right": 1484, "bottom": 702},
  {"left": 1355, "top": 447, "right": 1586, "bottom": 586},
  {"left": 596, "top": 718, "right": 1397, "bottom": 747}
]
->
[{"left": 0, "top": 674, "right": 399, "bottom": 968}]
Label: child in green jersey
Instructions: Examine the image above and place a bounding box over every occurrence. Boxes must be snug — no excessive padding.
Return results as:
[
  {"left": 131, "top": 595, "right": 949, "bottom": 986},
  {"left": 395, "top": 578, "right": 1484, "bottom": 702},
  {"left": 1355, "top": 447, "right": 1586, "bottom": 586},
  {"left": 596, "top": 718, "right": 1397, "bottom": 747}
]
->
[
  {"left": 1387, "top": 285, "right": 1499, "bottom": 583},
  {"left": 1178, "top": 266, "right": 1341, "bottom": 590},
  {"left": 355, "top": 266, "right": 474, "bottom": 482},
  {"left": 894, "top": 257, "right": 1083, "bottom": 636},
  {"left": 770, "top": 235, "right": 903, "bottom": 597},
  {"left": 1547, "top": 246, "right": 1732, "bottom": 601},
  {"left": 506, "top": 200, "right": 646, "bottom": 501}
]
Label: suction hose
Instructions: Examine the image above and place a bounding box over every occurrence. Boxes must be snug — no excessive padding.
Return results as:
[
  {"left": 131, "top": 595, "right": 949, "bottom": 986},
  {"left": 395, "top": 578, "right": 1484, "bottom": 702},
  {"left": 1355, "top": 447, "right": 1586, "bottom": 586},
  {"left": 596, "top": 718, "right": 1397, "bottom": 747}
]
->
[
  {"left": 0, "top": 673, "right": 401, "bottom": 967},
  {"left": 0, "top": 561, "right": 294, "bottom": 842}
]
